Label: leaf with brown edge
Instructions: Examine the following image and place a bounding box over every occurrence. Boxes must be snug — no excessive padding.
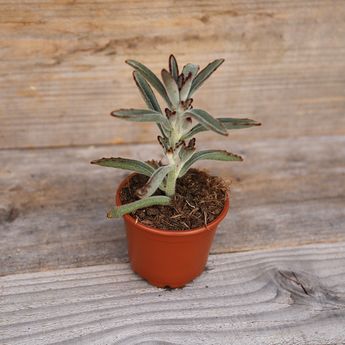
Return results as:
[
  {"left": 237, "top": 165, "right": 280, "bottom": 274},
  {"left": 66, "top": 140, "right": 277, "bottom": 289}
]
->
[
  {"left": 189, "top": 58, "right": 224, "bottom": 97},
  {"left": 133, "top": 71, "right": 162, "bottom": 113},
  {"left": 181, "top": 63, "right": 199, "bottom": 80},
  {"left": 126, "top": 59, "right": 172, "bottom": 107},
  {"left": 179, "top": 72, "right": 193, "bottom": 101},
  {"left": 161, "top": 69, "right": 180, "bottom": 106},
  {"left": 169, "top": 54, "right": 179, "bottom": 82},
  {"left": 133, "top": 71, "right": 167, "bottom": 137},
  {"left": 111, "top": 108, "right": 170, "bottom": 130},
  {"left": 182, "top": 117, "right": 262, "bottom": 139},
  {"left": 136, "top": 165, "right": 173, "bottom": 198},
  {"left": 90, "top": 157, "right": 154, "bottom": 177},
  {"left": 180, "top": 63, "right": 199, "bottom": 100},
  {"left": 185, "top": 109, "right": 228, "bottom": 136},
  {"left": 179, "top": 150, "right": 243, "bottom": 177}
]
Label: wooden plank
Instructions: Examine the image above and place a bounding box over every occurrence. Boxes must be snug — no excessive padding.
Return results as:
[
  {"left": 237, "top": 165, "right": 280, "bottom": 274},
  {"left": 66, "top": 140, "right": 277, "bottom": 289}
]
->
[
  {"left": 1, "top": 0, "right": 345, "bottom": 149},
  {"left": 1, "top": 135, "right": 344, "bottom": 276},
  {"left": 1, "top": 242, "right": 345, "bottom": 344}
]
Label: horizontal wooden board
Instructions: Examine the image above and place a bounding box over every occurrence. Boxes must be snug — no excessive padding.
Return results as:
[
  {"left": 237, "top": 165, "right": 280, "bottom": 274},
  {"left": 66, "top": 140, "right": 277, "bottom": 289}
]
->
[
  {"left": 1, "top": 242, "right": 345, "bottom": 344},
  {"left": 1, "top": 0, "right": 345, "bottom": 148},
  {"left": 1, "top": 135, "right": 344, "bottom": 276}
]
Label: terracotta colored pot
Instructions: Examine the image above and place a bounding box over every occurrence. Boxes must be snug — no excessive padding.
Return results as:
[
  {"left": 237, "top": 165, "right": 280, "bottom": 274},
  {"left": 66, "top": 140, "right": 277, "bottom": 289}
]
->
[{"left": 116, "top": 174, "right": 230, "bottom": 288}]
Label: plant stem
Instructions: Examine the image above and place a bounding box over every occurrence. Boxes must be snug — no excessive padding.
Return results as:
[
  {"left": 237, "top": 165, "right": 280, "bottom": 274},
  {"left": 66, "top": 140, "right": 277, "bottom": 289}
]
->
[
  {"left": 164, "top": 108, "right": 185, "bottom": 197},
  {"left": 165, "top": 169, "right": 177, "bottom": 196}
]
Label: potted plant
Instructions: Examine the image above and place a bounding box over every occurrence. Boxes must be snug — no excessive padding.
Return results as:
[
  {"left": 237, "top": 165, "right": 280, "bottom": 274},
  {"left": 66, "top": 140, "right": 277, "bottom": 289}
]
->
[{"left": 91, "top": 55, "right": 260, "bottom": 288}]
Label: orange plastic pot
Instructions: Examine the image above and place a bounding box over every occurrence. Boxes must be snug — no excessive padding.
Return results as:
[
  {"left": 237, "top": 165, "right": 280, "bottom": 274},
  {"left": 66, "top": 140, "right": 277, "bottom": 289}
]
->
[{"left": 116, "top": 174, "right": 230, "bottom": 288}]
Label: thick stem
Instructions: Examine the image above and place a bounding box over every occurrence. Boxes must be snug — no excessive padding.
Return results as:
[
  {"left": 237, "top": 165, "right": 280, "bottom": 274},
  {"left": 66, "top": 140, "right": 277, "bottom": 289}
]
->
[
  {"left": 164, "top": 108, "right": 186, "bottom": 197},
  {"left": 165, "top": 169, "right": 177, "bottom": 196}
]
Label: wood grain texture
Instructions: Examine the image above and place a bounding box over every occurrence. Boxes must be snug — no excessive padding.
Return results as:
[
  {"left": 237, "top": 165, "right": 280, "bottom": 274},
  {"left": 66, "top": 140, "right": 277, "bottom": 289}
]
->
[
  {"left": 1, "top": 242, "right": 345, "bottom": 344},
  {"left": 1, "top": 0, "right": 345, "bottom": 149},
  {"left": 1, "top": 135, "right": 344, "bottom": 276}
]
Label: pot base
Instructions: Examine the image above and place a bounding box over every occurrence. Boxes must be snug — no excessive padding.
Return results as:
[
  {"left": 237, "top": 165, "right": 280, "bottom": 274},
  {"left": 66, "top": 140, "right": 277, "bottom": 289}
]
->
[{"left": 131, "top": 264, "right": 204, "bottom": 289}]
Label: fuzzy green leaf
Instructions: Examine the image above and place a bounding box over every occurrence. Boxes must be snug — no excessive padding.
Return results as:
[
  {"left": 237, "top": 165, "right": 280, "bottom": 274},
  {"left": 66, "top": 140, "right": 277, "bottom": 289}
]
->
[
  {"left": 179, "top": 150, "right": 243, "bottom": 177},
  {"left": 180, "top": 64, "right": 199, "bottom": 100},
  {"left": 179, "top": 145, "right": 195, "bottom": 163},
  {"left": 189, "top": 59, "right": 224, "bottom": 97},
  {"left": 133, "top": 71, "right": 166, "bottom": 137},
  {"left": 179, "top": 73, "right": 193, "bottom": 101},
  {"left": 185, "top": 109, "right": 228, "bottom": 136},
  {"left": 182, "top": 117, "right": 261, "bottom": 139},
  {"left": 111, "top": 108, "right": 170, "bottom": 129},
  {"left": 133, "top": 71, "right": 162, "bottom": 113},
  {"left": 161, "top": 69, "right": 180, "bottom": 106},
  {"left": 137, "top": 165, "right": 173, "bottom": 198},
  {"left": 182, "top": 63, "right": 200, "bottom": 79},
  {"left": 126, "top": 59, "right": 172, "bottom": 107},
  {"left": 107, "top": 196, "right": 171, "bottom": 218},
  {"left": 90, "top": 157, "right": 155, "bottom": 177},
  {"left": 169, "top": 54, "right": 179, "bottom": 82}
]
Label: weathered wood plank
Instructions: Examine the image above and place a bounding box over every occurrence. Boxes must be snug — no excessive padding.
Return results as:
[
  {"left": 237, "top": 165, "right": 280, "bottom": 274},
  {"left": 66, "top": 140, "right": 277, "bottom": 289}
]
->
[
  {"left": 1, "top": 242, "right": 345, "bottom": 344},
  {"left": 1, "top": 0, "right": 345, "bottom": 148},
  {"left": 1, "top": 135, "right": 344, "bottom": 276}
]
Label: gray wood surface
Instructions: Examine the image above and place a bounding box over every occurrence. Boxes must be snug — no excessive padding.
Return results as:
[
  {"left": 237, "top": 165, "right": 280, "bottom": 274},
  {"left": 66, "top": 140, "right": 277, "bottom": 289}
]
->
[
  {"left": 1, "top": 135, "right": 344, "bottom": 276},
  {"left": 1, "top": 241, "right": 345, "bottom": 344},
  {"left": 1, "top": 0, "right": 345, "bottom": 149},
  {"left": 1, "top": 2, "right": 345, "bottom": 342}
]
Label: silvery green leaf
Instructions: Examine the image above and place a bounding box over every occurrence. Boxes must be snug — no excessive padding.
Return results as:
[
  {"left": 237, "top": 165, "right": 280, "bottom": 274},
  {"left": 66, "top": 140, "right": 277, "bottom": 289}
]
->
[
  {"left": 133, "top": 71, "right": 167, "bottom": 137},
  {"left": 189, "top": 59, "right": 224, "bottom": 97},
  {"left": 133, "top": 71, "right": 162, "bottom": 113},
  {"left": 146, "top": 160, "right": 161, "bottom": 169},
  {"left": 169, "top": 54, "right": 179, "bottom": 82},
  {"left": 181, "top": 116, "right": 193, "bottom": 133},
  {"left": 185, "top": 109, "right": 227, "bottom": 136},
  {"left": 161, "top": 69, "right": 180, "bottom": 106},
  {"left": 182, "top": 117, "right": 261, "bottom": 139},
  {"left": 179, "top": 64, "right": 199, "bottom": 100},
  {"left": 107, "top": 196, "right": 171, "bottom": 218},
  {"left": 157, "top": 135, "right": 170, "bottom": 149},
  {"left": 177, "top": 74, "right": 184, "bottom": 89},
  {"left": 179, "top": 145, "right": 195, "bottom": 163},
  {"left": 181, "top": 63, "right": 199, "bottom": 80},
  {"left": 126, "top": 59, "right": 172, "bottom": 107},
  {"left": 90, "top": 157, "right": 155, "bottom": 177},
  {"left": 179, "top": 73, "right": 193, "bottom": 101},
  {"left": 179, "top": 150, "right": 243, "bottom": 177},
  {"left": 137, "top": 165, "right": 173, "bottom": 198},
  {"left": 111, "top": 108, "right": 170, "bottom": 129}
]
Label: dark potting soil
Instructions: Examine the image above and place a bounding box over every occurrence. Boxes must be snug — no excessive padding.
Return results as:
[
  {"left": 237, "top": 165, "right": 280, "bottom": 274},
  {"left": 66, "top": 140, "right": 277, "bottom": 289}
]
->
[{"left": 120, "top": 169, "right": 228, "bottom": 231}]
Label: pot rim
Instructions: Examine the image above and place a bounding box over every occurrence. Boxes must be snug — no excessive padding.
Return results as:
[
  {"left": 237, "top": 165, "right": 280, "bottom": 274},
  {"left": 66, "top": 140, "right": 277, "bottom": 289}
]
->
[{"left": 116, "top": 173, "right": 230, "bottom": 237}]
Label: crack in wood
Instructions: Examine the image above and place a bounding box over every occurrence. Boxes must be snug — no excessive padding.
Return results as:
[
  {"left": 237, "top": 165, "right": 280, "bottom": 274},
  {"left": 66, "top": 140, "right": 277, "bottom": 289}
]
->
[
  {"left": 278, "top": 270, "right": 310, "bottom": 296},
  {"left": 274, "top": 269, "right": 345, "bottom": 310}
]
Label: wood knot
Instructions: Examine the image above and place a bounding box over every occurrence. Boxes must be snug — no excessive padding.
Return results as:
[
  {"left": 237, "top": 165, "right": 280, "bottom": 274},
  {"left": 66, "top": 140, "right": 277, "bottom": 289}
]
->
[
  {"left": 274, "top": 269, "right": 345, "bottom": 309},
  {"left": 276, "top": 270, "right": 313, "bottom": 296}
]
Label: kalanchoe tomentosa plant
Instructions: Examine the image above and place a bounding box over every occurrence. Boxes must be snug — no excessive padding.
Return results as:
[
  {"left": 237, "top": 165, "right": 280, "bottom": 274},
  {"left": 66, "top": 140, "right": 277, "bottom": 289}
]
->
[{"left": 91, "top": 55, "right": 260, "bottom": 218}]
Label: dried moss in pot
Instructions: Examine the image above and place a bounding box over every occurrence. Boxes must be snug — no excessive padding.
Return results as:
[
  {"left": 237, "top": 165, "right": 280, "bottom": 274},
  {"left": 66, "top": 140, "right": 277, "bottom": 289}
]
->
[{"left": 120, "top": 169, "right": 228, "bottom": 230}]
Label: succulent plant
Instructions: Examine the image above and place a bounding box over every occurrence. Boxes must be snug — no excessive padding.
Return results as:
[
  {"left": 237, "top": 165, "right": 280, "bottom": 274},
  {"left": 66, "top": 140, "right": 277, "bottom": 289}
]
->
[{"left": 91, "top": 55, "right": 260, "bottom": 218}]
